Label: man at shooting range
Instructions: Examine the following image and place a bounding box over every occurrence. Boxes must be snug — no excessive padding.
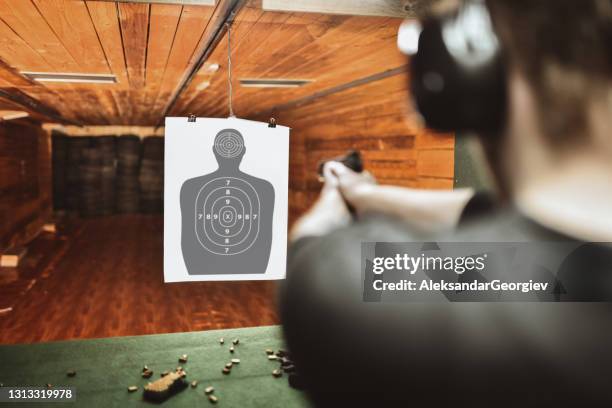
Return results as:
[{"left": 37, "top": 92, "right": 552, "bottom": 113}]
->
[{"left": 281, "top": 0, "right": 612, "bottom": 406}]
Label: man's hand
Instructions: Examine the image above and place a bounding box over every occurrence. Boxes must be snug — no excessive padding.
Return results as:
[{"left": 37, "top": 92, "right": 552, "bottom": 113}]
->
[
  {"left": 327, "top": 162, "right": 476, "bottom": 234},
  {"left": 289, "top": 162, "right": 353, "bottom": 242},
  {"left": 290, "top": 160, "right": 475, "bottom": 241},
  {"left": 326, "top": 162, "right": 378, "bottom": 215}
]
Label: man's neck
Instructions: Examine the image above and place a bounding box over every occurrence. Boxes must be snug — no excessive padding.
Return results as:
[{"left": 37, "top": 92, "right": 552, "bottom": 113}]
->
[
  {"left": 515, "top": 153, "right": 612, "bottom": 241},
  {"left": 503, "top": 75, "right": 612, "bottom": 241}
]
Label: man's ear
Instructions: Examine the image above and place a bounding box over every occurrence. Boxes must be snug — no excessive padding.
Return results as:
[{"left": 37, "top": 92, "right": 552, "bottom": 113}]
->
[{"left": 429, "top": 0, "right": 460, "bottom": 17}]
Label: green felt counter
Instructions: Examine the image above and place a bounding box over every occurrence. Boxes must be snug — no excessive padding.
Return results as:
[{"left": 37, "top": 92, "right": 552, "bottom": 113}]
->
[{"left": 0, "top": 325, "right": 310, "bottom": 408}]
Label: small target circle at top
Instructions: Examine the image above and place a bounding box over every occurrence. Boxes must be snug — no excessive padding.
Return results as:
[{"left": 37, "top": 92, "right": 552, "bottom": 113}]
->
[{"left": 214, "top": 130, "right": 244, "bottom": 158}]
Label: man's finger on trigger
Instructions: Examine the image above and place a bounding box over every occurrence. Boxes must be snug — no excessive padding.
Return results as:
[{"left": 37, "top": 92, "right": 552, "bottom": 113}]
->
[
  {"left": 322, "top": 161, "right": 342, "bottom": 180},
  {"left": 321, "top": 162, "right": 342, "bottom": 187},
  {"left": 324, "top": 161, "right": 351, "bottom": 178}
]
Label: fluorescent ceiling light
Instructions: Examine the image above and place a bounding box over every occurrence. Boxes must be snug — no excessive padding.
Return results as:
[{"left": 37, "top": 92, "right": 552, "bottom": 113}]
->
[
  {"left": 203, "top": 63, "right": 220, "bottom": 72},
  {"left": 196, "top": 81, "right": 211, "bottom": 91},
  {"left": 239, "top": 78, "right": 312, "bottom": 88},
  {"left": 21, "top": 72, "right": 117, "bottom": 84},
  {"left": 0, "top": 110, "right": 29, "bottom": 120}
]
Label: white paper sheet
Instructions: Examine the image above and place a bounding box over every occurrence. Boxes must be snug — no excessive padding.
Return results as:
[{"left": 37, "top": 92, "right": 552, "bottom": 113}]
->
[{"left": 164, "top": 117, "right": 289, "bottom": 282}]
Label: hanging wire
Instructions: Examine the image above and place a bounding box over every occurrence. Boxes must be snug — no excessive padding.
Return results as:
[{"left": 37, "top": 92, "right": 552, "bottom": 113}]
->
[{"left": 226, "top": 23, "right": 235, "bottom": 118}]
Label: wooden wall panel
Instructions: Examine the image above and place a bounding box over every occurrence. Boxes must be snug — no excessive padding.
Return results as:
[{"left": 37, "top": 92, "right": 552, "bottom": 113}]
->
[
  {"left": 0, "top": 121, "right": 51, "bottom": 249},
  {"left": 270, "top": 74, "right": 455, "bottom": 226}
]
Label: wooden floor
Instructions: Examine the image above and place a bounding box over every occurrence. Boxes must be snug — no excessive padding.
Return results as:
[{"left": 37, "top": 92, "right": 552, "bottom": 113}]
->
[{"left": 0, "top": 215, "right": 279, "bottom": 345}]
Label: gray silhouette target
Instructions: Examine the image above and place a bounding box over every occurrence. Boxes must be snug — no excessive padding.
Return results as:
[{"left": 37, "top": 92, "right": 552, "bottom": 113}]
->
[
  {"left": 195, "top": 177, "right": 261, "bottom": 255},
  {"left": 180, "top": 128, "right": 275, "bottom": 275}
]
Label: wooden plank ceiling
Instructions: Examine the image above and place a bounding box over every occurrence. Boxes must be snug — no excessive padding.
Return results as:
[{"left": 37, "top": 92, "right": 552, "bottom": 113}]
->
[
  {"left": 0, "top": 0, "right": 407, "bottom": 125},
  {"left": 0, "top": 0, "right": 216, "bottom": 125},
  {"left": 172, "top": 2, "right": 407, "bottom": 118}
]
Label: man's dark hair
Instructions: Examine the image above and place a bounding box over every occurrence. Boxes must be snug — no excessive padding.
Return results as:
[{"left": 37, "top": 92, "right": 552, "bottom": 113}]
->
[{"left": 487, "top": 0, "right": 612, "bottom": 144}]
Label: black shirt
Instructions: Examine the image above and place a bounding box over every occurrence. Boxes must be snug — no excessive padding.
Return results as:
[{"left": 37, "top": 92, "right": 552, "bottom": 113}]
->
[{"left": 281, "top": 208, "right": 612, "bottom": 407}]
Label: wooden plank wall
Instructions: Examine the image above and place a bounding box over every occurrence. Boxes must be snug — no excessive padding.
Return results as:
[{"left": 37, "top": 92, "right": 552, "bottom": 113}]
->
[
  {"left": 0, "top": 121, "right": 51, "bottom": 249},
  {"left": 273, "top": 73, "right": 455, "bottom": 226}
]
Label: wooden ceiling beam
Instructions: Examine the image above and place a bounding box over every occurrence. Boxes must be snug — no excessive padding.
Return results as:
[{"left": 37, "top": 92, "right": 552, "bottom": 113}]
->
[
  {"left": 0, "top": 88, "right": 76, "bottom": 125},
  {"left": 156, "top": 0, "right": 247, "bottom": 126},
  {"left": 0, "top": 61, "right": 76, "bottom": 124},
  {"left": 261, "top": 0, "right": 424, "bottom": 18}
]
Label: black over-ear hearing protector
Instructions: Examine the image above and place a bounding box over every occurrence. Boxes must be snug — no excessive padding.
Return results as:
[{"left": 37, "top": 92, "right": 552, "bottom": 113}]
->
[{"left": 409, "top": 0, "right": 507, "bottom": 134}]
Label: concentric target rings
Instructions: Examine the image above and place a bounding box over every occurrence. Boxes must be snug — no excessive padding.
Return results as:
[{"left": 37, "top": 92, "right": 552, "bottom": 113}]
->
[
  {"left": 194, "top": 177, "right": 261, "bottom": 255},
  {"left": 214, "top": 129, "right": 244, "bottom": 159}
]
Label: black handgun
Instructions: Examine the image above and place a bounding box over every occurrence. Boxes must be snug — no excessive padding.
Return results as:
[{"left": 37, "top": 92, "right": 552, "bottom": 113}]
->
[{"left": 317, "top": 150, "right": 364, "bottom": 180}]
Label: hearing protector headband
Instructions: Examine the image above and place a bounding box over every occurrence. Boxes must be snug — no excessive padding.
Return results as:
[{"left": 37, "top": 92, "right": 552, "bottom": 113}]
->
[{"left": 400, "top": 0, "right": 507, "bottom": 134}]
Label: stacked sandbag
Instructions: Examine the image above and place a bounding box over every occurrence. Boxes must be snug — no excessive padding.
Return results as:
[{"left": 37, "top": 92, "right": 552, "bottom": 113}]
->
[
  {"left": 139, "top": 137, "right": 164, "bottom": 213},
  {"left": 66, "top": 137, "right": 91, "bottom": 212},
  {"left": 79, "top": 138, "right": 104, "bottom": 217},
  {"left": 97, "top": 136, "right": 117, "bottom": 215},
  {"left": 51, "top": 131, "right": 69, "bottom": 211},
  {"left": 116, "top": 135, "right": 141, "bottom": 213}
]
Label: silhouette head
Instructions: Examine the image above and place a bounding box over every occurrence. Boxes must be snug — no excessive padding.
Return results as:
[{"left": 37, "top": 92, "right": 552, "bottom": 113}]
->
[{"left": 213, "top": 129, "right": 245, "bottom": 169}]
